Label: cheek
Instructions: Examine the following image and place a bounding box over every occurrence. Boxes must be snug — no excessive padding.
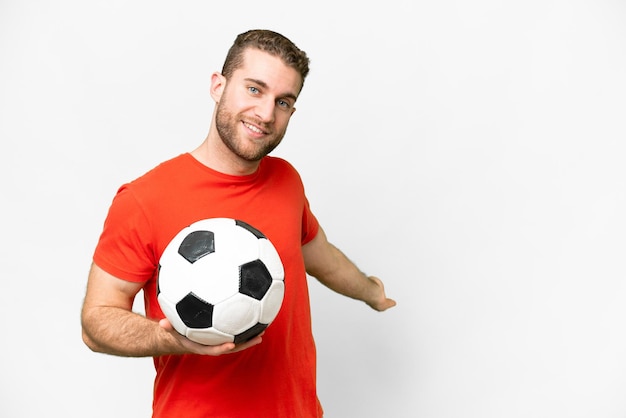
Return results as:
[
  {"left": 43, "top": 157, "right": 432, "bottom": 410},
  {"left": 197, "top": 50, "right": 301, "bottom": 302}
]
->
[
  {"left": 276, "top": 112, "right": 293, "bottom": 126},
  {"left": 221, "top": 88, "right": 249, "bottom": 111}
]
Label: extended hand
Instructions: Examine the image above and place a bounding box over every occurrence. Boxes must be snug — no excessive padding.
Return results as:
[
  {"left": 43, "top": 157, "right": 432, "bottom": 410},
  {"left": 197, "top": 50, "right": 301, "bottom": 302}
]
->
[{"left": 365, "top": 276, "right": 397, "bottom": 312}]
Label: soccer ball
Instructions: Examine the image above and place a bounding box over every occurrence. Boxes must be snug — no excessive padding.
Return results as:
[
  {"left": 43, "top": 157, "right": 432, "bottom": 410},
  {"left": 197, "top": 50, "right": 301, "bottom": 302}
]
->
[{"left": 157, "top": 218, "right": 285, "bottom": 345}]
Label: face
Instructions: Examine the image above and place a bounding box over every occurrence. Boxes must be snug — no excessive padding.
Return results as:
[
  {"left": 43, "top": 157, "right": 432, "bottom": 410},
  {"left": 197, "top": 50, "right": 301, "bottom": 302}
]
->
[{"left": 213, "top": 48, "right": 302, "bottom": 163}]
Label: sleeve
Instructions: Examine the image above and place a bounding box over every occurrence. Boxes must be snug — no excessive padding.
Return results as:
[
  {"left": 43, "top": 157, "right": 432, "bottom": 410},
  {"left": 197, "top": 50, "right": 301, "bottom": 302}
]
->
[
  {"left": 92, "top": 184, "right": 158, "bottom": 283},
  {"left": 301, "top": 196, "right": 319, "bottom": 246}
]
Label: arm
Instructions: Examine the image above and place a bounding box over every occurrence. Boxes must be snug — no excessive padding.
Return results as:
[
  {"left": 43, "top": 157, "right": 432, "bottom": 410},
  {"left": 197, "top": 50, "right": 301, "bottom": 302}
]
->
[
  {"left": 301, "top": 227, "right": 396, "bottom": 311},
  {"left": 80, "top": 263, "right": 262, "bottom": 357}
]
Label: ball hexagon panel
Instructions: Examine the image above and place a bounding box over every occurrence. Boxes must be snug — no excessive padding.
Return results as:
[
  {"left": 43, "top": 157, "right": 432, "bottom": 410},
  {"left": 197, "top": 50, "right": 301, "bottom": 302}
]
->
[
  {"left": 157, "top": 292, "right": 190, "bottom": 336},
  {"left": 187, "top": 327, "right": 234, "bottom": 345},
  {"left": 212, "top": 293, "right": 261, "bottom": 335},
  {"left": 259, "top": 281, "right": 285, "bottom": 324},
  {"left": 258, "top": 238, "right": 284, "bottom": 280},
  {"left": 187, "top": 255, "right": 240, "bottom": 305}
]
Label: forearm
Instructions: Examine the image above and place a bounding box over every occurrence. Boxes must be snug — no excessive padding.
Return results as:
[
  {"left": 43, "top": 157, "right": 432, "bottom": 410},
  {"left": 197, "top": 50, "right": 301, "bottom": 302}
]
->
[
  {"left": 81, "top": 306, "right": 182, "bottom": 357},
  {"left": 303, "top": 228, "right": 396, "bottom": 312},
  {"left": 81, "top": 262, "right": 258, "bottom": 357},
  {"left": 309, "top": 243, "right": 381, "bottom": 305}
]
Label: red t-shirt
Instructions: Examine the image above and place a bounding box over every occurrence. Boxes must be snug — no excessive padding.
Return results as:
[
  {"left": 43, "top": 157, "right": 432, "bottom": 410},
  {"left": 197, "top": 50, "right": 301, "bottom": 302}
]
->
[{"left": 93, "top": 153, "right": 323, "bottom": 417}]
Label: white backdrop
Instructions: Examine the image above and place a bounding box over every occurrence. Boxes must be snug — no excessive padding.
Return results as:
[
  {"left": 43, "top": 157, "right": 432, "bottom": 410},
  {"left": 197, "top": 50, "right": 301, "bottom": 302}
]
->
[{"left": 2, "top": 1, "right": 626, "bottom": 417}]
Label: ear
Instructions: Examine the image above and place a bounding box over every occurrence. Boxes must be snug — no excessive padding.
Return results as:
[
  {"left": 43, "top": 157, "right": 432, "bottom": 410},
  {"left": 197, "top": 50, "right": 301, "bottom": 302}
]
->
[{"left": 210, "top": 72, "right": 226, "bottom": 102}]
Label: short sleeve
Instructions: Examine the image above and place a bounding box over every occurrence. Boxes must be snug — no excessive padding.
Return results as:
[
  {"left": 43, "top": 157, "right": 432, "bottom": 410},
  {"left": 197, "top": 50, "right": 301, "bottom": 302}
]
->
[
  {"left": 92, "top": 184, "right": 158, "bottom": 283},
  {"left": 301, "top": 196, "right": 319, "bottom": 246}
]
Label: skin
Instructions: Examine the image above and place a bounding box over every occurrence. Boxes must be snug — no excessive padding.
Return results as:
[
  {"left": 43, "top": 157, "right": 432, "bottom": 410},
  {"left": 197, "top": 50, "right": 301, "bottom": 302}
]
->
[{"left": 81, "top": 47, "right": 396, "bottom": 358}]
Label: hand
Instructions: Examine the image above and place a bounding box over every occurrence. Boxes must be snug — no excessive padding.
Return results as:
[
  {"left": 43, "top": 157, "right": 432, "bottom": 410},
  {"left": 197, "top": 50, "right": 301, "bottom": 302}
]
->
[
  {"left": 365, "top": 276, "right": 397, "bottom": 312},
  {"left": 159, "top": 318, "right": 264, "bottom": 356}
]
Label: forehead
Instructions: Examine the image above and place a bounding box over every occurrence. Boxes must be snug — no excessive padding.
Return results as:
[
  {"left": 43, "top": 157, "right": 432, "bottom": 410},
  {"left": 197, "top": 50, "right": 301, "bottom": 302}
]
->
[{"left": 234, "top": 48, "right": 303, "bottom": 96}]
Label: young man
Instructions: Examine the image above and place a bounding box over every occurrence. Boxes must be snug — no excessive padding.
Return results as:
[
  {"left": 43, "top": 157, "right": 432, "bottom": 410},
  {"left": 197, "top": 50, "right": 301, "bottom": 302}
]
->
[{"left": 81, "top": 29, "right": 396, "bottom": 417}]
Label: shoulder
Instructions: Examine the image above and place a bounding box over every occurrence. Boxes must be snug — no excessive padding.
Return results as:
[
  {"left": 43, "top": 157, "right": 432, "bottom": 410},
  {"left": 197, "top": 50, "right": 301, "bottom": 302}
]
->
[
  {"left": 105, "top": 154, "right": 197, "bottom": 216},
  {"left": 115, "top": 153, "right": 198, "bottom": 197},
  {"left": 261, "top": 156, "right": 301, "bottom": 178},
  {"left": 260, "top": 156, "right": 306, "bottom": 191},
  {"left": 257, "top": 157, "right": 309, "bottom": 205},
  {"left": 130, "top": 154, "right": 192, "bottom": 185}
]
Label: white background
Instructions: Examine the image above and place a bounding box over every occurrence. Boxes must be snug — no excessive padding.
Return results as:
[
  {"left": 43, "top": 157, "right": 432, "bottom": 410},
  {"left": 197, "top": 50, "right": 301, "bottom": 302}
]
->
[{"left": 2, "top": 1, "right": 626, "bottom": 417}]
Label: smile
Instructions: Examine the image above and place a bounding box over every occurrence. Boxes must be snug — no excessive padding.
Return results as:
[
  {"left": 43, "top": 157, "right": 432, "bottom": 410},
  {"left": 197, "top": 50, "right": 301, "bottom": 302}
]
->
[{"left": 243, "top": 121, "right": 266, "bottom": 135}]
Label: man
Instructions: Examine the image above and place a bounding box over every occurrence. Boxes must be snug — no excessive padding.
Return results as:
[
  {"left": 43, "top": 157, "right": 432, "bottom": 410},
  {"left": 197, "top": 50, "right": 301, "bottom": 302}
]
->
[{"left": 81, "top": 29, "right": 396, "bottom": 417}]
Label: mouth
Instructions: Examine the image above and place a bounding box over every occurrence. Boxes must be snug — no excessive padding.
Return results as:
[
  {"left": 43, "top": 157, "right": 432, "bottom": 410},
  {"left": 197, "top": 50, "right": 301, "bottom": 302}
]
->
[{"left": 242, "top": 121, "right": 268, "bottom": 136}]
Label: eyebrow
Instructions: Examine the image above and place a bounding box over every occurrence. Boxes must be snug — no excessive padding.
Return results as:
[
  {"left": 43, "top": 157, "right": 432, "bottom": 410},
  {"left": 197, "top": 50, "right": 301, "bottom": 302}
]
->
[{"left": 244, "top": 78, "right": 298, "bottom": 102}]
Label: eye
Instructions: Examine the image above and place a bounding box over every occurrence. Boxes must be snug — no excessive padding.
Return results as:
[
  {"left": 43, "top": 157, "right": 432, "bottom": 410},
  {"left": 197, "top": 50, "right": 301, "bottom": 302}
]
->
[
  {"left": 277, "top": 99, "right": 292, "bottom": 109},
  {"left": 248, "top": 86, "right": 260, "bottom": 94}
]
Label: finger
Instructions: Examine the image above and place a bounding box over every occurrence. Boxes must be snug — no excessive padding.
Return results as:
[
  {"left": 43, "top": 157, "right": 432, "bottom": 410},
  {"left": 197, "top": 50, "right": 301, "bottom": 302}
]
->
[
  {"left": 368, "top": 296, "right": 397, "bottom": 312},
  {"left": 383, "top": 298, "right": 397, "bottom": 310},
  {"left": 158, "top": 318, "right": 173, "bottom": 331}
]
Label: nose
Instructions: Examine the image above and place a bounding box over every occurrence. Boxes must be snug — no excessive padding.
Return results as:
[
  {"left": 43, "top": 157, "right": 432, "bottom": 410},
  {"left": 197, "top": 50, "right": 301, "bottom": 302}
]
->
[{"left": 254, "top": 97, "right": 275, "bottom": 123}]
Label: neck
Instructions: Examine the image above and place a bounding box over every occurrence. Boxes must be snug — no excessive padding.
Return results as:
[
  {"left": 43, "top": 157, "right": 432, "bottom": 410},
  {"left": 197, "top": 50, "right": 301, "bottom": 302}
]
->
[{"left": 190, "top": 134, "right": 261, "bottom": 176}]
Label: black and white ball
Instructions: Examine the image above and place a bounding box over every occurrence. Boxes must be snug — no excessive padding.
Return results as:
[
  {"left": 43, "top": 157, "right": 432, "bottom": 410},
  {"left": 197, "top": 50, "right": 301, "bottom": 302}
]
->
[{"left": 157, "top": 218, "right": 285, "bottom": 345}]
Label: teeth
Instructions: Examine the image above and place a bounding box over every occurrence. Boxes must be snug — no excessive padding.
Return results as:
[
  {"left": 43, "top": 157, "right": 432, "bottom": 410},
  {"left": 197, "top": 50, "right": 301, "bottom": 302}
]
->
[{"left": 244, "top": 122, "right": 263, "bottom": 134}]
